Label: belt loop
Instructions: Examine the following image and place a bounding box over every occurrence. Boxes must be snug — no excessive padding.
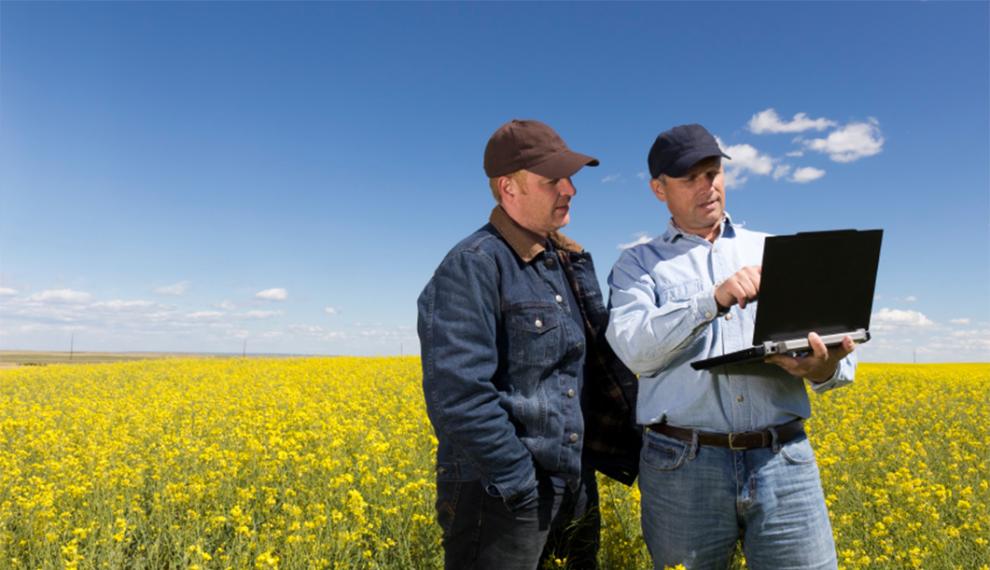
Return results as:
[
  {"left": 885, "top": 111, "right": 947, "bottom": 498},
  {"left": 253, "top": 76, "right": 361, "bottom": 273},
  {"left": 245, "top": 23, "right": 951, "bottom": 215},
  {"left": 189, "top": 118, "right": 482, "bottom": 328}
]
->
[
  {"left": 769, "top": 426, "right": 781, "bottom": 453},
  {"left": 688, "top": 430, "right": 699, "bottom": 459}
]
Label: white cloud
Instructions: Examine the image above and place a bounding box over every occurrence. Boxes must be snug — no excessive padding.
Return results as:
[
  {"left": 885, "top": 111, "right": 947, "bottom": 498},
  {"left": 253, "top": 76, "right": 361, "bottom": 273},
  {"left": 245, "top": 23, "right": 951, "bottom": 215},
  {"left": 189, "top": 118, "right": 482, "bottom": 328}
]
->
[
  {"left": 0, "top": 287, "right": 18, "bottom": 296},
  {"left": 187, "top": 311, "right": 224, "bottom": 320},
  {"left": 601, "top": 174, "right": 621, "bottom": 184},
  {"left": 871, "top": 308, "right": 934, "bottom": 330},
  {"left": 618, "top": 233, "right": 654, "bottom": 250},
  {"left": 216, "top": 300, "right": 237, "bottom": 310},
  {"left": 748, "top": 108, "right": 836, "bottom": 134},
  {"left": 718, "top": 140, "right": 774, "bottom": 188},
  {"left": 772, "top": 165, "right": 792, "bottom": 181},
  {"left": 28, "top": 289, "right": 92, "bottom": 304},
  {"left": 636, "top": 171, "right": 649, "bottom": 180},
  {"left": 950, "top": 318, "right": 971, "bottom": 325},
  {"left": 904, "top": 295, "right": 918, "bottom": 303},
  {"left": 154, "top": 281, "right": 190, "bottom": 296},
  {"left": 256, "top": 288, "right": 288, "bottom": 301},
  {"left": 324, "top": 306, "right": 338, "bottom": 316},
  {"left": 241, "top": 310, "right": 282, "bottom": 319},
  {"left": 785, "top": 150, "right": 805, "bottom": 157},
  {"left": 803, "top": 119, "right": 884, "bottom": 163},
  {"left": 91, "top": 299, "right": 157, "bottom": 311},
  {"left": 790, "top": 166, "right": 826, "bottom": 183}
]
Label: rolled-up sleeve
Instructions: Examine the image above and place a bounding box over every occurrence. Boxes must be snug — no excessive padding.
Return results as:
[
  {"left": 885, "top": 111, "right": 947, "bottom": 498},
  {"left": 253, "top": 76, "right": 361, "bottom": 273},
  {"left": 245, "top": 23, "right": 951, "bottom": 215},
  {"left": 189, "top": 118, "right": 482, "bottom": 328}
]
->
[
  {"left": 605, "top": 250, "right": 716, "bottom": 376},
  {"left": 417, "top": 250, "right": 537, "bottom": 504}
]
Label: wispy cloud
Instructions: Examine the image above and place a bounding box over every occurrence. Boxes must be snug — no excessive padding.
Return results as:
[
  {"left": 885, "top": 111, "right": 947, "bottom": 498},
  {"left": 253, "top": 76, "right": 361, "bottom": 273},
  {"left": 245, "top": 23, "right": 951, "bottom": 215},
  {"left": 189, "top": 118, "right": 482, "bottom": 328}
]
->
[
  {"left": 91, "top": 299, "right": 157, "bottom": 311},
  {"left": 187, "top": 311, "right": 224, "bottom": 320},
  {"left": 154, "top": 281, "right": 190, "bottom": 296},
  {"left": 0, "top": 287, "right": 18, "bottom": 296},
  {"left": 803, "top": 119, "right": 884, "bottom": 162},
  {"left": 256, "top": 288, "right": 288, "bottom": 301},
  {"left": 950, "top": 318, "right": 971, "bottom": 325},
  {"left": 601, "top": 174, "right": 622, "bottom": 184},
  {"left": 748, "top": 108, "right": 836, "bottom": 134},
  {"left": 27, "top": 289, "right": 92, "bottom": 304},
  {"left": 324, "top": 306, "right": 338, "bottom": 316},
  {"left": 904, "top": 295, "right": 918, "bottom": 303},
  {"left": 871, "top": 308, "right": 934, "bottom": 331},
  {"left": 618, "top": 233, "right": 654, "bottom": 250},
  {"left": 636, "top": 171, "right": 649, "bottom": 181},
  {"left": 790, "top": 166, "right": 826, "bottom": 183},
  {"left": 785, "top": 150, "right": 804, "bottom": 157},
  {"left": 241, "top": 310, "right": 282, "bottom": 319},
  {"left": 772, "top": 165, "right": 792, "bottom": 181}
]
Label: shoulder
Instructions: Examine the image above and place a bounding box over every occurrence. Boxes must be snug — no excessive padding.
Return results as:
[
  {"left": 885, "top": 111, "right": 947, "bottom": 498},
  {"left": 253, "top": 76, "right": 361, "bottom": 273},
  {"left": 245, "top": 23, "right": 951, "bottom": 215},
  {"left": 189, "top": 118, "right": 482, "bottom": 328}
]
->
[{"left": 613, "top": 235, "right": 671, "bottom": 271}]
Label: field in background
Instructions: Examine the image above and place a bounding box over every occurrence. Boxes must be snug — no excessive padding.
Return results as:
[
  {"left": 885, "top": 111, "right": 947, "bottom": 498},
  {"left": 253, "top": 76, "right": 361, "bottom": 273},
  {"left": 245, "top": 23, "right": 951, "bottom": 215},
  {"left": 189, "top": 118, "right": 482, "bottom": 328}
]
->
[{"left": 0, "top": 359, "right": 986, "bottom": 569}]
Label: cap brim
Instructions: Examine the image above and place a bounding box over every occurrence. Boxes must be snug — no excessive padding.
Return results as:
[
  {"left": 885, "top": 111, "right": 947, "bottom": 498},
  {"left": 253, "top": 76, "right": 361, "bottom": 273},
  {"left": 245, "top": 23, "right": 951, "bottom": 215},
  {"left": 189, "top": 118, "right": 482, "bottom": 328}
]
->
[
  {"left": 527, "top": 150, "right": 599, "bottom": 179},
  {"left": 666, "top": 150, "right": 731, "bottom": 178}
]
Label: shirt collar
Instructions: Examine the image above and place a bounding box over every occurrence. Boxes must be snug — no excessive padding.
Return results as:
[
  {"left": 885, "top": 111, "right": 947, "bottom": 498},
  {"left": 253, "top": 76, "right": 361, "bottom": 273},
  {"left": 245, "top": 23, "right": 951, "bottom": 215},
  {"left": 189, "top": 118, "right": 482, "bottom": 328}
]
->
[
  {"left": 489, "top": 206, "right": 584, "bottom": 263},
  {"left": 661, "top": 212, "right": 735, "bottom": 243}
]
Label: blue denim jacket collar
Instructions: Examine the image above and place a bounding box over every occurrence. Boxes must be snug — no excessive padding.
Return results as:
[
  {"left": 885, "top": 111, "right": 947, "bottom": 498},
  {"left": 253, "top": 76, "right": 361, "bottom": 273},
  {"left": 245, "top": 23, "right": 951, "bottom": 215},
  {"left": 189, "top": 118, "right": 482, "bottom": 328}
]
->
[{"left": 489, "top": 206, "right": 583, "bottom": 263}]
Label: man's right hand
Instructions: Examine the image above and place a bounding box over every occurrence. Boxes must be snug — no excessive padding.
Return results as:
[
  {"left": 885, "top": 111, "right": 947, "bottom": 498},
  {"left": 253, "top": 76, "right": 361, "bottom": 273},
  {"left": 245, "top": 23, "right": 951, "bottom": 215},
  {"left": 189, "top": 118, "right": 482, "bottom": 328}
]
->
[{"left": 714, "top": 265, "right": 761, "bottom": 310}]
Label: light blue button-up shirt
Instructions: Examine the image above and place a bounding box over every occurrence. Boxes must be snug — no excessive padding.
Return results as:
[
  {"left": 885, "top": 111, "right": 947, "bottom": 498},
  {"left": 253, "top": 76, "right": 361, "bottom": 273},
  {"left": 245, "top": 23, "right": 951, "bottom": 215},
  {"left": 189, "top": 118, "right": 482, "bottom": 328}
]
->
[{"left": 605, "top": 214, "right": 855, "bottom": 432}]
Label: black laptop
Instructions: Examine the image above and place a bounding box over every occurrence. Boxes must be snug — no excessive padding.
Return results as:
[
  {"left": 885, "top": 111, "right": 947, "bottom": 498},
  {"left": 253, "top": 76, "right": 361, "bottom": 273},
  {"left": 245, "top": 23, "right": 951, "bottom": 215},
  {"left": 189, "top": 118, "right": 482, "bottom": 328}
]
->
[{"left": 691, "top": 229, "right": 883, "bottom": 371}]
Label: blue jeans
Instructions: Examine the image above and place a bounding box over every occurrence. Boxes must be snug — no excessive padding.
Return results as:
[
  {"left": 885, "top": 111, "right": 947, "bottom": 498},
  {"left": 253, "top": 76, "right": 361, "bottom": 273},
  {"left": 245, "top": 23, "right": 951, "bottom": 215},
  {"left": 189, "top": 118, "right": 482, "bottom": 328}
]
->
[
  {"left": 638, "top": 429, "right": 837, "bottom": 570},
  {"left": 436, "top": 466, "right": 600, "bottom": 570}
]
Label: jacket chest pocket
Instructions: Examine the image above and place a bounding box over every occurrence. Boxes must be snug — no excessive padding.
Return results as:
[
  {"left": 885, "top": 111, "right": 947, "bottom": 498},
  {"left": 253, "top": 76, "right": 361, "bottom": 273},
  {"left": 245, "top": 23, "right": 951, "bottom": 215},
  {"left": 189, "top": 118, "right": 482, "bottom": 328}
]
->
[{"left": 504, "top": 303, "right": 561, "bottom": 367}]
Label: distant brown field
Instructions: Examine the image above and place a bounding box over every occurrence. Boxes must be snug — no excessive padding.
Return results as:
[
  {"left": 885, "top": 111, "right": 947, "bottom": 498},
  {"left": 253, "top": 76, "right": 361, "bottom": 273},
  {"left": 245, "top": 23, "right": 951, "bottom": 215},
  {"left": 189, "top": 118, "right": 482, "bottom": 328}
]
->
[{"left": 0, "top": 351, "right": 231, "bottom": 369}]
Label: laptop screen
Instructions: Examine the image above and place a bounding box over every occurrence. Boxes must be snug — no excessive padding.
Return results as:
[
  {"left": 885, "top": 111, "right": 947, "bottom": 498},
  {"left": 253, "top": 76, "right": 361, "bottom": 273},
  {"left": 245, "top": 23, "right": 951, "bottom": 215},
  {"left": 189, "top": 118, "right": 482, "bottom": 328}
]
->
[{"left": 753, "top": 229, "right": 883, "bottom": 343}]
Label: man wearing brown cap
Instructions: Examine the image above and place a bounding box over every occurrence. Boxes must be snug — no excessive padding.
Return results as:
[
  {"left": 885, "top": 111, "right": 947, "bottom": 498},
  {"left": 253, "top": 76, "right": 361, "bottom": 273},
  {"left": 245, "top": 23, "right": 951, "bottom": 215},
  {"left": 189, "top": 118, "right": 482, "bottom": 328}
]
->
[
  {"left": 606, "top": 123, "right": 856, "bottom": 569},
  {"left": 417, "top": 119, "right": 640, "bottom": 569}
]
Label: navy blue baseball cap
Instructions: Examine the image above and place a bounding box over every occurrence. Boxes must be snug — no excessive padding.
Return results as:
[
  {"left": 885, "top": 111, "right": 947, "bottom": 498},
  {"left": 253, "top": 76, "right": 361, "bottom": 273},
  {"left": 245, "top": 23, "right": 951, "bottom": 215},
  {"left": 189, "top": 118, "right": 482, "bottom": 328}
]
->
[{"left": 648, "top": 124, "right": 731, "bottom": 179}]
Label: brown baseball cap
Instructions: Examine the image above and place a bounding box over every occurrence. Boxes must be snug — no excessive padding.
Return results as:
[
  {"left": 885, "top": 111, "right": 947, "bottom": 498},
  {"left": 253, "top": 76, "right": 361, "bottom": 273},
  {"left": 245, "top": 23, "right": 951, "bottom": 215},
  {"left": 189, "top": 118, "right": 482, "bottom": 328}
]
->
[{"left": 483, "top": 119, "right": 599, "bottom": 178}]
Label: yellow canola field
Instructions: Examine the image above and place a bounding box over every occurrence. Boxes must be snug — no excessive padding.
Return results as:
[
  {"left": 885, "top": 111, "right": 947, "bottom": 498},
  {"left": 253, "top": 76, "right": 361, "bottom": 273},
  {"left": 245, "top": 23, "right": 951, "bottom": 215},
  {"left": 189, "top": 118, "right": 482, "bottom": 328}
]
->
[{"left": 0, "top": 359, "right": 987, "bottom": 569}]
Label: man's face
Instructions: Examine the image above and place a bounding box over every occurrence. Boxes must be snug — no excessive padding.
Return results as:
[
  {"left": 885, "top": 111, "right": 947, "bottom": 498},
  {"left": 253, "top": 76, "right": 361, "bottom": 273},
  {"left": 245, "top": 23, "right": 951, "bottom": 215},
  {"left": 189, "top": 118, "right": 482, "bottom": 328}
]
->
[
  {"left": 502, "top": 170, "right": 577, "bottom": 236},
  {"left": 651, "top": 158, "right": 725, "bottom": 239}
]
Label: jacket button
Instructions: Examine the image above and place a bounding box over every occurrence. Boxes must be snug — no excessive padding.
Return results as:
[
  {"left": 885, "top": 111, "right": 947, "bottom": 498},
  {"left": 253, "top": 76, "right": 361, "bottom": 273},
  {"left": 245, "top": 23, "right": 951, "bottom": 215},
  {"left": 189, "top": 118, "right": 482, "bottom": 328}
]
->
[
  {"left": 566, "top": 389, "right": 576, "bottom": 398},
  {"left": 569, "top": 433, "right": 579, "bottom": 443},
  {"left": 544, "top": 257, "right": 556, "bottom": 269},
  {"left": 535, "top": 319, "right": 543, "bottom": 328},
  {"left": 437, "top": 466, "right": 446, "bottom": 474},
  {"left": 555, "top": 294, "right": 563, "bottom": 303}
]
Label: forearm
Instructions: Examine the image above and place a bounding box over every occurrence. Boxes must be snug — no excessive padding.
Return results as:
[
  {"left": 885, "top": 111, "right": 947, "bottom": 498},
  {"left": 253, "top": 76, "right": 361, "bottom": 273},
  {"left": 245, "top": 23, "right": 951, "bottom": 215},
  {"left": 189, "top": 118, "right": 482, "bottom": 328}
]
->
[{"left": 607, "top": 285, "right": 718, "bottom": 376}]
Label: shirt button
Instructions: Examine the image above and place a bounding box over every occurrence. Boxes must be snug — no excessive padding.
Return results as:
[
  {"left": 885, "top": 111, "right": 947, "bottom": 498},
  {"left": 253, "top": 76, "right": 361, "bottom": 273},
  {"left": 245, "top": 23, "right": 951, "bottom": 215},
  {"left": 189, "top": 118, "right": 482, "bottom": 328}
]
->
[
  {"left": 555, "top": 294, "right": 564, "bottom": 303},
  {"left": 569, "top": 433, "right": 579, "bottom": 443},
  {"left": 705, "top": 311, "right": 713, "bottom": 319},
  {"left": 566, "top": 389, "right": 576, "bottom": 398},
  {"left": 725, "top": 313, "right": 733, "bottom": 321},
  {"left": 534, "top": 319, "right": 543, "bottom": 329},
  {"left": 736, "top": 395, "right": 744, "bottom": 403}
]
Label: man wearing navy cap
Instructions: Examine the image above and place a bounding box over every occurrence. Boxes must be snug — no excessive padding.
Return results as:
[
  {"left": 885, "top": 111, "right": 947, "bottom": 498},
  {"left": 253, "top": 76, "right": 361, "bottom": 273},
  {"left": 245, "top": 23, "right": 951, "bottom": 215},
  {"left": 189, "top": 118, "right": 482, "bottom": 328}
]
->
[
  {"left": 605, "top": 123, "right": 856, "bottom": 569},
  {"left": 418, "top": 119, "right": 640, "bottom": 569}
]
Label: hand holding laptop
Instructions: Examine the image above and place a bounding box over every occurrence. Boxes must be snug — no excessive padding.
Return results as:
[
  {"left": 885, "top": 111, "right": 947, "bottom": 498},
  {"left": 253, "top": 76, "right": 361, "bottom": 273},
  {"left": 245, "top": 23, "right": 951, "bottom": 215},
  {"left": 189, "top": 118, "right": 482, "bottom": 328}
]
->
[{"left": 765, "top": 331, "right": 857, "bottom": 383}]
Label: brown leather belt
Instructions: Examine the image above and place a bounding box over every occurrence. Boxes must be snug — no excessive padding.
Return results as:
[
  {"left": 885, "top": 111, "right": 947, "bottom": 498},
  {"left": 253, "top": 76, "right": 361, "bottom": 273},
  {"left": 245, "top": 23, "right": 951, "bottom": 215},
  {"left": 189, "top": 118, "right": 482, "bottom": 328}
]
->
[{"left": 647, "top": 418, "right": 805, "bottom": 450}]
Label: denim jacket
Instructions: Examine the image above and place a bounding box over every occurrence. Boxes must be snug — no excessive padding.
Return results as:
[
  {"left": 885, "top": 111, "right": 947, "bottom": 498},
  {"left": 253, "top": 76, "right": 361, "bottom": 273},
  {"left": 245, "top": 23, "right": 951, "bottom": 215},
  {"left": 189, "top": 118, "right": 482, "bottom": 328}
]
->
[{"left": 418, "top": 206, "right": 640, "bottom": 510}]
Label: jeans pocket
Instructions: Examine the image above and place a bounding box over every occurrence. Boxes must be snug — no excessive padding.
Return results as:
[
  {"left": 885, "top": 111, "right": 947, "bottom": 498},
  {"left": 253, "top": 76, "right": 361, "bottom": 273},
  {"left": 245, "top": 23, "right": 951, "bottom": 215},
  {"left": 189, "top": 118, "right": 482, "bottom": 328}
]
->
[
  {"left": 780, "top": 437, "right": 816, "bottom": 465},
  {"left": 642, "top": 430, "right": 689, "bottom": 471}
]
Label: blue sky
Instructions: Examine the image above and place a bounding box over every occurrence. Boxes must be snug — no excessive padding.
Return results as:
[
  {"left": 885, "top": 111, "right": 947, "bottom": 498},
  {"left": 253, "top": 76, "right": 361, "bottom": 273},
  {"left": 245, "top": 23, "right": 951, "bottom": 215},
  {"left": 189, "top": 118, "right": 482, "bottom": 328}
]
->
[{"left": 1, "top": 2, "right": 987, "bottom": 362}]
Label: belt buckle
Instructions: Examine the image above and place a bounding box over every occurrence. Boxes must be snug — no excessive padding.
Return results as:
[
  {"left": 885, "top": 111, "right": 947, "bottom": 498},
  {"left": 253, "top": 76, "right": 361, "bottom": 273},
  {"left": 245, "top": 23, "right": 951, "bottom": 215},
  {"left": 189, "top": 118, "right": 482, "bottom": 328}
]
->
[{"left": 728, "top": 432, "right": 746, "bottom": 450}]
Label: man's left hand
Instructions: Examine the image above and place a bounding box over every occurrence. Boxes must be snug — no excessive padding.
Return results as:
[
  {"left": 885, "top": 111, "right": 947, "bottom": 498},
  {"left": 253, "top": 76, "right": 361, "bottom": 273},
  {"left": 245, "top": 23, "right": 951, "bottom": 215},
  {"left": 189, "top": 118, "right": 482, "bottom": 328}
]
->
[{"left": 765, "top": 332, "right": 855, "bottom": 383}]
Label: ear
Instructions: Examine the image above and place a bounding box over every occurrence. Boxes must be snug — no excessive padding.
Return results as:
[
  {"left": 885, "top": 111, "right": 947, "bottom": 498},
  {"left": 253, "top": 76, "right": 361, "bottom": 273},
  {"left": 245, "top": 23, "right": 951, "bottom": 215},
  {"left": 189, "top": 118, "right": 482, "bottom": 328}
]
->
[
  {"left": 650, "top": 178, "right": 667, "bottom": 203},
  {"left": 497, "top": 175, "right": 515, "bottom": 202}
]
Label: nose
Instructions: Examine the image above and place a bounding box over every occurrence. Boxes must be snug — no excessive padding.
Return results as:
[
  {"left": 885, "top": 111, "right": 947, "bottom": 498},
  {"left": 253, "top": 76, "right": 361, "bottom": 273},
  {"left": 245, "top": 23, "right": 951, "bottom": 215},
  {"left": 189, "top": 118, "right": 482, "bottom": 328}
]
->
[{"left": 559, "top": 177, "right": 576, "bottom": 197}]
